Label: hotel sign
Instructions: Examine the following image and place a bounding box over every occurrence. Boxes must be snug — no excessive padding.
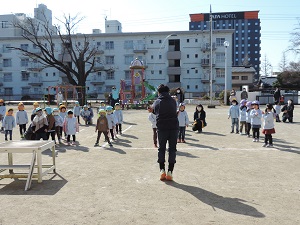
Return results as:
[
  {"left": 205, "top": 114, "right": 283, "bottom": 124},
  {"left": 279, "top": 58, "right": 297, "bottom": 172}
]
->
[{"left": 204, "top": 12, "right": 244, "bottom": 20}]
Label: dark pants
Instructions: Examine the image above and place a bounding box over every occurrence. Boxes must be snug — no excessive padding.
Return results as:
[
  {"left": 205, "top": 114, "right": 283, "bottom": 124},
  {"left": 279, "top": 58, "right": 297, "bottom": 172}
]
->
[
  {"left": 35, "top": 132, "right": 47, "bottom": 140},
  {"left": 116, "top": 124, "right": 122, "bottom": 134},
  {"left": 76, "top": 116, "right": 80, "bottom": 123},
  {"left": 246, "top": 123, "right": 251, "bottom": 135},
  {"left": 67, "top": 135, "right": 76, "bottom": 142},
  {"left": 152, "top": 128, "right": 157, "bottom": 145},
  {"left": 231, "top": 118, "right": 239, "bottom": 132},
  {"left": 47, "top": 131, "right": 56, "bottom": 141},
  {"left": 178, "top": 126, "right": 186, "bottom": 140},
  {"left": 252, "top": 128, "right": 260, "bottom": 139},
  {"left": 264, "top": 134, "right": 273, "bottom": 144},
  {"left": 157, "top": 129, "right": 178, "bottom": 165},
  {"left": 5, "top": 130, "right": 12, "bottom": 140},
  {"left": 19, "top": 124, "right": 26, "bottom": 135},
  {"left": 55, "top": 126, "right": 62, "bottom": 140},
  {"left": 109, "top": 129, "right": 114, "bottom": 139},
  {"left": 282, "top": 116, "right": 293, "bottom": 123},
  {"left": 96, "top": 131, "right": 111, "bottom": 144}
]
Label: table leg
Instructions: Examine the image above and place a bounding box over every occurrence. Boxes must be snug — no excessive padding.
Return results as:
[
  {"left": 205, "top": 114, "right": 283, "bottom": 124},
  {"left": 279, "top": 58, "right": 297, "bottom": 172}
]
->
[
  {"left": 37, "top": 150, "right": 42, "bottom": 183},
  {"left": 52, "top": 145, "right": 56, "bottom": 173},
  {"left": 8, "top": 153, "right": 13, "bottom": 174}
]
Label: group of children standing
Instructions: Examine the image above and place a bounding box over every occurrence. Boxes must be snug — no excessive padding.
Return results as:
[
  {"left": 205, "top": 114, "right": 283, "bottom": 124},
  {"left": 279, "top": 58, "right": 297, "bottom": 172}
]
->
[{"left": 228, "top": 99, "right": 276, "bottom": 147}]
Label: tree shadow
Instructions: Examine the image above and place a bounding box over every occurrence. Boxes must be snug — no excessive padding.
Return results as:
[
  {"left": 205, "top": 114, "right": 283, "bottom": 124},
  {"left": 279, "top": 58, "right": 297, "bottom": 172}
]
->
[
  {"left": 103, "top": 147, "right": 126, "bottom": 154},
  {"left": 0, "top": 173, "right": 67, "bottom": 195},
  {"left": 176, "top": 151, "right": 199, "bottom": 158},
  {"left": 166, "top": 182, "right": 265, "bottom": 218},
  {"left": 186, "top": 142, "right": 219, "bottom": 150}
]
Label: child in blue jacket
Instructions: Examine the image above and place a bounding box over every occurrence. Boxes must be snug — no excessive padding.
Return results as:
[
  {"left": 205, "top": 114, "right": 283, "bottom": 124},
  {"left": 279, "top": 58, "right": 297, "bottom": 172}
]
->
[{"left": 228, "top": 99, "right": 239, "bottom": 134}]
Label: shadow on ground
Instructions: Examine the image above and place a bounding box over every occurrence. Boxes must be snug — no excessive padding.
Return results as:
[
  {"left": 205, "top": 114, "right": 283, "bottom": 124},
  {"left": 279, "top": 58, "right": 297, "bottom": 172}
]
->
[
  {"left": 167, "top": 181, "right": 265, "bottom": 218},
  {"left": 0, "top": 173, "right": 67, "bottom": 195}
]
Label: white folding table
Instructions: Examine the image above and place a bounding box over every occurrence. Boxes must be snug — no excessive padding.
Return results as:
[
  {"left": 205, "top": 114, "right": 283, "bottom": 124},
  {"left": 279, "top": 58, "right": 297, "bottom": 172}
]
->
[{"left": 0, "top": 140, "right": 56, "bottom": 191}]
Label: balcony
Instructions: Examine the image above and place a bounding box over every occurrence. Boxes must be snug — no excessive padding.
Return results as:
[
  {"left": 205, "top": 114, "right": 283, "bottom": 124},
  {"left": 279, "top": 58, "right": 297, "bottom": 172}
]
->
[
  {"left": 167, "top": 51, "right": 181, "bottom": 60},
  {"left": 93, "top": 62, "right": 105, "bottom": 70},
  {"left": 94, "top": 47, "right": 104, "bottom": 54},
  {"left": 167, "top": 82, "right": 181, "bottom": 89},
  {"left": 201, "top": 58, "right": 215, "bottom": 67},
  {"left": 90, "top": 75, "right": 104, "bottom": 85},
  {"left": 201, "top": 42, "right": 216, "bottom": 51},
  {"left": 58, "top": 53, "right": 71, "bottom": 62},
  {"left": 28, "top": 77, "right": 43, "bottom": 86},
  {"left": 167, "top": 67, "right": 181, "bottom": 75},
  {"left": 133, "top": 44, "right": 147, "bottom": 53},
  {"left": 201, "top": 74, "right": 215, "bottom": 83}
]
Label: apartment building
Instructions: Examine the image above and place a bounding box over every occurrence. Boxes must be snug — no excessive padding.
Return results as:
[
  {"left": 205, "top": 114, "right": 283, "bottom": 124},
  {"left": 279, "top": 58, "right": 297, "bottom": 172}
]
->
[{"left": 0, "top": 5, "right": 233, "bottom": 100}]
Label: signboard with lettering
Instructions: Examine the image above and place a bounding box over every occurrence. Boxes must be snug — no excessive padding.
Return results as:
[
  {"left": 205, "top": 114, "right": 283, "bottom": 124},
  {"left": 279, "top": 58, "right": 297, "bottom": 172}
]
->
[{"left": 204, "top": 12, "right": 244, "bottom": 21}]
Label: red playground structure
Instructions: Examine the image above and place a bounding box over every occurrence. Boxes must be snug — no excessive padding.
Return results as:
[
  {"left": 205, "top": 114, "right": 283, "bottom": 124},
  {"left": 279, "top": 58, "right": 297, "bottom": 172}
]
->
[{"left": 120, "top": 58, "right": 146, "bottom": 104}]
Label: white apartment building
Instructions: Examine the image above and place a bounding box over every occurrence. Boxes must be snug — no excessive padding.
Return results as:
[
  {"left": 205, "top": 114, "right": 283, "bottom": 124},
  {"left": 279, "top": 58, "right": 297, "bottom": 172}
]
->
[{"left": 0, "top": 5, "right": 233, "bottom": 101}]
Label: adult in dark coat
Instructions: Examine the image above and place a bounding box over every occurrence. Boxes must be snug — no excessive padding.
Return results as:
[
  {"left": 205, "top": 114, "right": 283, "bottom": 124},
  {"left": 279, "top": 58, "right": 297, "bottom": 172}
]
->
[
  {"left": 175, "top": 87, "right": 185, "bottom": 104},
  {"left": 273, "top": 88, "right": 281, "bottom": 103},
  {"left": 281, "top": 99, "right": 294, "bottom": 123},
  {"left": 109, "top": 86, "right": 120, "bottom": 108},
  {"left": 152, "top": 84, "right": 179, "bottom": 181},
  {"left": 193, "top": 104, "right": 207, "bottom": 133}
]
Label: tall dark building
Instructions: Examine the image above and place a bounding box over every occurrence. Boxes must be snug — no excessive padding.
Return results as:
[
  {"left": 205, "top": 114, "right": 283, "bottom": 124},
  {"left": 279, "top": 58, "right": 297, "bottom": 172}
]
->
[{"left": 189, "top": 11, "right": 261, "bottom": 80}]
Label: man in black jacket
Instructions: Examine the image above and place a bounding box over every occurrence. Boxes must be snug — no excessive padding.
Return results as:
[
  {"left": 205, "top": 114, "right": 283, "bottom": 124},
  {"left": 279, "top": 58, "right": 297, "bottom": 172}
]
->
[{"left": 152, "top": 84, "right": 179, "bottom": 181}]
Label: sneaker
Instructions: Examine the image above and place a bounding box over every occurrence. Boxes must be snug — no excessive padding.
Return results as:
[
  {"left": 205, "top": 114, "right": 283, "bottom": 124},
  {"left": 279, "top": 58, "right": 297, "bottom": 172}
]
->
[
  {"left": 20, "top": 134, "right": 24, "bottom": 138},
  {"left": 262, "top": 144, "right": 267, "bottom": 147},
  {"left": 5, "top": 138, "right": 8, "bottom": 141},
  {"left": 67, "top": 142, "right": 71, "bottom": 146},
  {"left": 160, "top": 169, "right": 166, "bottom": 181},
  {"left": 166, "top": 171, "right": 173, "bottom": 181},
  {"left": 247, "top": 135, "right": 251, "bottom": 138},
  {"left": 256, "top": 139, "right": 259, "bottom": 142},
  {"left": 267, "top": 144, "right": 273, "bottom": 147},
  {"left": 94, "top": 142, "right": 99, "bottom": 147},
  {"left": 109, "top": 143, "right": 113, "bottom": 147},
  {"left": 252, "top": 139, "right": 256, "bottom": 142},
  {"left": 236, "top": 132, "right": 239, "bottom": 134},
  {"left": 230, "top": 131, "right": 234, "bottom": 133}
]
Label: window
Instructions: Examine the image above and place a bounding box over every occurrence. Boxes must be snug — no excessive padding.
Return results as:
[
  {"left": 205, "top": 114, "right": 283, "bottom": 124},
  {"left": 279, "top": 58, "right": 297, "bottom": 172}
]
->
[
  {"left": 3, "top": 44, "right": 11, "bottom": 53},
  {"left": 235, "top": 37, "right": 238, "bottom": 40},
  {"left": 21, "top": 58, "right": 29, "bottom": 67},
  {"left": 187, "top": 70, "right": 189, "bottom": 74},
  {"left": 241, "top": 76, "right": 248, "bottom": 80},
  {"left": 195, "top": 70, "right": 198, "bottom": 74},
  {"left": 159, "top": 70, "right": 162, "bottom": 75},
  {"left": 197, "top": 25, "right": 200, "bottom": 28},
  {"left": 187, "top": 54, "right": 189, "bottom": 59},
  {"left": 3, "top": 73, "right": 12, "bottom": 82},
  {"left": 97, "top": 72, "right": 102, "bottom": 76},
  {"left": 151, "top": 55, "right": 154, "bottom": 60},
  {"left": 159, "top": 55, "right": 162, "bottom": 59},
  {"left": 125, "top": 71, "right": 131, "bottom": 80},
  {"left": 187, "top": 39, "right": 189, "bottom": 43},
  {"left": 3, "top": 59, "right": 12, "bottom": 67},
  {"left": 216, "top": 53, "right": 225, "bottom": 63},
  {"left": 187, "top": 85, "right": 190, "bottom": 89},
  {"left": 97, "top": 42, "right": 101, "bottom": 46},
  {"left": 159, "top": 40, "right": 162, "bottom": 44},
  {"left": 105, "top": 56, "right": 114, "bottom": 64},
  {"left": 53, "top": 72, "right": 56, "bottom": 76},
  {"left": 125, "top": 55, "right": 134, "bottom": 65},
  {"left": 105, "top": 41, "right": 114, "bottom": 50},
  {"left": 191, "top": 25, "right": 194, "bottom": 29},
  {"left": 46, "top": 73, "right": 48, "bottom": 76},
  {"left": 232, "top": 76, "right": 239, "bottom": 80},
  {"left": 124, "top": 40, "right": 133, "bottom": 49},
  {"left": 77, "top": 42, "right": 81, "bottom": 46},
  {"left": 22, "top": 87, "right": 30, "bottom": 95},
  {"left": 151, "top": 40, "right": 153, "bottom": 44},
  {"left": 195, "top": 85, "right": 198, "bottom": 89},
  {"left": 195, "top": 54, "right": 198, "bottom": 58},
  {"left": 1, "top": 21, "right": 9, "bottom": 28},
  {"left": 20, "top": 44, "right": 29, "bottom": 51},
  {"left": 248, "top": 22, "right": 251, "bottom": 25},
  {"left": 248, "top": 37, "right": 251, "bottom": 40},
  {"left": 4, "top": 88, "right": 13, "bottom": 95},
  {"left": 106, "top": 71, "right": 115, "bottom": 80},
  {"left": 216, "top": 69, "right": 225, "bottom": 78},
  {"left": 216, "top": 38, "right": 226, "bottom": 47},
  {"left": 21, "top": 72, "right": 29, "bottom": 81},
  {"left": 236, "top": 30, "right": 239, "bottom": 33},
  {"left": 195, "top": 39, "right": 198, "bottom": 43}
]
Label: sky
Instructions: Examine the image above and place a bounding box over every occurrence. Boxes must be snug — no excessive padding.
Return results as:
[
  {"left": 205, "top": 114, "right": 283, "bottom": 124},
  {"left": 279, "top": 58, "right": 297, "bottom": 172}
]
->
[{"left": 1, "top": 0, "right": 300, "bottom": 71}]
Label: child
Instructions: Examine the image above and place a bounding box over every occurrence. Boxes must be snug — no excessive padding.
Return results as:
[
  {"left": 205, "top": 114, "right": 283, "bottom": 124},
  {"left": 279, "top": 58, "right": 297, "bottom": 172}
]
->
[
  {"left": 80, "top": 105, "right": 92, "bottom": 125},
  {"left": 106, "top": 106, "right": 116, "bottom": 140},
  {"left": 94, "top": 109, "right": 113, "bottom": 147},
  {"left": 87, "top": 102, "right": 94, "bottom": 124},
  {"left": 239, "top": 99, "right": 247, "bottom": 135},
  {"left": 32, "top": 107, "right": 49, "bottom": 140},
  {"left": 63, "top": 110, "right": 79, "bottom": 146},
  {"left": 53, "top": 108, "right": 64, "bottom": 144},
  {"left": 250, "top": 101, "right": 262, "bottom": 142},
  {"left": 228, "top": 99, "right": 239, "bottom": 134},
  {"left": 281, "top": 99, "right": 294, "bottom": 123},
  {"left": 273, "top": 101, "right": 281, "bottom": 122},
  {"left": 245, "top": 101, "right": 252, "bottom": 137},
  {"left": 147, "top": 106, "right": 158, "bottom": 148},
  {"left": 31, "top": 102, "right": 39, "bottom": 121},
  {"left": 16, "top": 102, "right": 28, "bottom": 138},
  {"left": 99, "top": 101, "right": 106, "bottom": 111},
  {"left": 44, "top": 107, "right": 56, "bottom": 143},
  {"left": 73, "top": 101, "right": 82, "bottom": 124},
  {"left": 177, "top": 103, "right": 189, "bottom": 143},
  {"left": 262, "top": 104, "right": 276, "bottom": 147},
  {"left": 0, "top": 99, "right": 6, "bottom": 131},
  {"left": 3, "top": 108, "right": 16, "bottom": 141},
  {"left": 59, "top": 105, "right": 67, "bottom": 138},
  {"left": 193, "top": 104, "right": 206, "bottom": 133},
  {"left": 114, "top": 103, "right": 123, "bottom": 135}
]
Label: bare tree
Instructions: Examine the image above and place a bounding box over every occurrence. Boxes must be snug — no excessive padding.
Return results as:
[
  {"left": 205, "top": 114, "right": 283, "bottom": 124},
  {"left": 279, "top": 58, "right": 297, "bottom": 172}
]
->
[
  {"left": 278, "top": 51, "right": 288, "bottom": 72},
  {"left": 260, "top": 54, "right": 272, "bottom": 77},
  {"left": 9, "top": 13, "right": 103, "bottom": 103},
  {"left": 290, "top": 19, "right": 300, "bottom": 54}
]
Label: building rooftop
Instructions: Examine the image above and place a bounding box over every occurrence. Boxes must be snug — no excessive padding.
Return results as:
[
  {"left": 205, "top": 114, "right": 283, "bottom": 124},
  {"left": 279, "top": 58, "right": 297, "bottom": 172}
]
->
[{"left": 232, "top": 66, "right": 256, "bottom": 73}]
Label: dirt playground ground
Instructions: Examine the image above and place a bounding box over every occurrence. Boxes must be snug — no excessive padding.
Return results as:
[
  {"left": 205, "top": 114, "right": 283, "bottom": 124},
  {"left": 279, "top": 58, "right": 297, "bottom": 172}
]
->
[{"left": 0, "top": 104, "right": 299, "bottom": 225}]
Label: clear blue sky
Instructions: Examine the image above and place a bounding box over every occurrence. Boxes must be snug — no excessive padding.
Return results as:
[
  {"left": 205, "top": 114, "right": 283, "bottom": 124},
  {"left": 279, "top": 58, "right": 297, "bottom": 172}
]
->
[{"left": 2, "top": 0, "right": 300, "bottom": 71}]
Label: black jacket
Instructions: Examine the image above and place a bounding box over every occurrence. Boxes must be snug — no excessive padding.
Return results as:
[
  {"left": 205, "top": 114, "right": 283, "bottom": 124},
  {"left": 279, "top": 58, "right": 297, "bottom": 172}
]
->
[{"left": 153, "top": 92, "right": 179, "bottom": 130}]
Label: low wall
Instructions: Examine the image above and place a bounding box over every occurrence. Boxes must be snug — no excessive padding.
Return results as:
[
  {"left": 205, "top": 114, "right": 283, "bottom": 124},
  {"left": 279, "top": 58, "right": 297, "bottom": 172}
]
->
[{"left": 184, "top": 99, "right": 221, "bottom": 106}]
